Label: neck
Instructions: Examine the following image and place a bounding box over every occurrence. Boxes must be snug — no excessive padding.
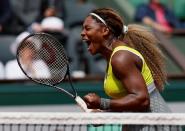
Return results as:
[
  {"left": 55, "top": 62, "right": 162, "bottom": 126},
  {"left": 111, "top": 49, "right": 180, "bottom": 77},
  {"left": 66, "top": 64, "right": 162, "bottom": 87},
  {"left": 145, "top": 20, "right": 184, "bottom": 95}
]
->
[
  {"left": 100, "top": 36, "right": 116, "bottom": 61},
  {"left": 100, "top": 36, "right": 127, "bottom": 61},
  {"left": 112, "top": 39, "right": 127, "bottom": 49}
]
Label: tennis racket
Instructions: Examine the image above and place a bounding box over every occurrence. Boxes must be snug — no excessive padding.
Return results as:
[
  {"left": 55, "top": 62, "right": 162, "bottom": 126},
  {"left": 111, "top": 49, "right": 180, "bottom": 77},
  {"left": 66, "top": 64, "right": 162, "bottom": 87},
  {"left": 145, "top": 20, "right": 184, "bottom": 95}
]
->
[{"left": 16, "top": 32, "right": 91, "bottom": 112}]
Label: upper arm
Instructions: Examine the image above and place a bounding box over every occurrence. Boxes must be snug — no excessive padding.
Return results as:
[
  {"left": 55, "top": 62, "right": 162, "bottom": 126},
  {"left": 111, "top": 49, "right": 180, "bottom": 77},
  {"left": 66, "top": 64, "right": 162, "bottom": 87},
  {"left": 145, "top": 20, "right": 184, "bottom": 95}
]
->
[{"left": 111, "top": 51, "right": 148, "bottom": 96}]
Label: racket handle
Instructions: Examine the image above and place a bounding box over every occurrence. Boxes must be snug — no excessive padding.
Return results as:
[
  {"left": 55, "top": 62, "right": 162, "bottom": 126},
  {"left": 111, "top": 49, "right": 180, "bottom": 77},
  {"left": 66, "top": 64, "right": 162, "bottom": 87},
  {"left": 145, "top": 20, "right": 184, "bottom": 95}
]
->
[{"left": 75, "top": 96, "right": 92, "bottom": 113}]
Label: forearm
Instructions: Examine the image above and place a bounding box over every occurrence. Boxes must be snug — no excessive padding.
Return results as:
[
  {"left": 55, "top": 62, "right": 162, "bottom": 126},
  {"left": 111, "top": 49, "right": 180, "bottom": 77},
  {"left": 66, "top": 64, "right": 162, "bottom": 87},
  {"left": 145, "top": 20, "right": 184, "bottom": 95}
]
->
[
  {"left": 142, "top": 17, "right": 170, "bottom": 32},
  {"left": 142, "top": 17, "right": 156, "bottom": 27},
  {"left": 102, "top": 95, "right": 150, "bottom": 112}
]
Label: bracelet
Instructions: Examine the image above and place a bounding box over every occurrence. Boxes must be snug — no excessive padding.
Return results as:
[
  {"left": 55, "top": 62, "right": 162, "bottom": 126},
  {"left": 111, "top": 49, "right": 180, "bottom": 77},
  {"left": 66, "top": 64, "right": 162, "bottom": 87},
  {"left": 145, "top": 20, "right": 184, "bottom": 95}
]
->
[{"left": 100, "top": 98, "right": 110, "bottom": 110}]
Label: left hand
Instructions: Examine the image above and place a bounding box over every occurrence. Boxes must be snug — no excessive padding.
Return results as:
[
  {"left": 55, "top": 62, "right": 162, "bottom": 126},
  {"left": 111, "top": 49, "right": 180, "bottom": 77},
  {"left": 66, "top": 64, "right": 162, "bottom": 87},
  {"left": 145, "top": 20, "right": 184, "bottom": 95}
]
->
[{"left": 83, "top": 93, "right": 101, "bottom": 109}]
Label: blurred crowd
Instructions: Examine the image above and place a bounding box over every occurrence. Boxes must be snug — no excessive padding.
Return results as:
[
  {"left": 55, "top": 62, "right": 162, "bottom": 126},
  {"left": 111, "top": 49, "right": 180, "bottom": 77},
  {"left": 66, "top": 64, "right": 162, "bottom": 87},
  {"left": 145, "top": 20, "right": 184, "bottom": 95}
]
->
[
  {"left": 0, "top": 0, "right": 184, "bottom": 80},
  {"left": 134, "top": 0, "right": 185, "bottom": 34},
  {"left": 0, "top": 0, "right": 107, "bottom": 80}
]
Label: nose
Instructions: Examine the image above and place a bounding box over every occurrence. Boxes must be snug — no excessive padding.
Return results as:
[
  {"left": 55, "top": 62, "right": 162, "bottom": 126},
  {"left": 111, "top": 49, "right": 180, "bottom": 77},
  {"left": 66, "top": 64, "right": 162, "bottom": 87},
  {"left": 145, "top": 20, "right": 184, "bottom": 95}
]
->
[{"left": 81, "top": 29, "right": 85, "bottom": 38}]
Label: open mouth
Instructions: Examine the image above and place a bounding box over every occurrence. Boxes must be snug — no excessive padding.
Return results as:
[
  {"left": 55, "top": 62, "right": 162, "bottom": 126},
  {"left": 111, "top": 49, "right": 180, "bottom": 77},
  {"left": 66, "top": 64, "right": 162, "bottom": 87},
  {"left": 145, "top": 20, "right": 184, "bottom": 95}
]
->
[{"left": 82, "top": 39, "right": 91, "bottom": 46}]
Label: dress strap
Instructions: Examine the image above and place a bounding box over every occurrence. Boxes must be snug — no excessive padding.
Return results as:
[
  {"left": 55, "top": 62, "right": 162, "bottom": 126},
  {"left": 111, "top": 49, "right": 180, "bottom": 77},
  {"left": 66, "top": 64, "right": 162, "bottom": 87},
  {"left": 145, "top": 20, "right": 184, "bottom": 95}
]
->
[{"left": 147, "top": 82, "right": 156, "bottom": 94}]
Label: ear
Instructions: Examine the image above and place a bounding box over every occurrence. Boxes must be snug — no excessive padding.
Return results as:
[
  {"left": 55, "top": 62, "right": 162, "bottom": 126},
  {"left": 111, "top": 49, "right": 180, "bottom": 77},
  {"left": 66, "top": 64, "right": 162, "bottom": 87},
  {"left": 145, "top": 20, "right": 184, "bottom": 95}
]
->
[{"left": 102, "top": 27, "right": 110, "bottom": 36}]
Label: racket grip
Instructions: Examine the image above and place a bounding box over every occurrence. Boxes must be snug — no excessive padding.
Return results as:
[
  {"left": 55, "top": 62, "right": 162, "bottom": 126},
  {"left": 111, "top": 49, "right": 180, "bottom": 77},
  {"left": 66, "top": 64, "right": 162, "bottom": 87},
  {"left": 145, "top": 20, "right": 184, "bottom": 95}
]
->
[{"left": 75, "top": 96, "right": 92, "bottom": 113}]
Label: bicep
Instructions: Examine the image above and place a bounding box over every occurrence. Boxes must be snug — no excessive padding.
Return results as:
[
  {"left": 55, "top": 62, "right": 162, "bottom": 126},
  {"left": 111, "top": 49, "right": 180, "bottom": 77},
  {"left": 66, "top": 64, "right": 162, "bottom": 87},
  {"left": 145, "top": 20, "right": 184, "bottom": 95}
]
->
[
  {"left": 111, "top": 53, "right": 148, "bottom": 95},
  {"left": 119, "top": 66, "right": 147, "bottom": 94}
]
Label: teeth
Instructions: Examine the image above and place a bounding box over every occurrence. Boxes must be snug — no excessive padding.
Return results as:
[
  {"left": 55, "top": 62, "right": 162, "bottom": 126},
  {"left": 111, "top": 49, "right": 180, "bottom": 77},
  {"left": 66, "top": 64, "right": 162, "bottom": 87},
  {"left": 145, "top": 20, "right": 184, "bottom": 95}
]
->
[{"left": 82, "top": 39, "right": 87, "bottom": 42}]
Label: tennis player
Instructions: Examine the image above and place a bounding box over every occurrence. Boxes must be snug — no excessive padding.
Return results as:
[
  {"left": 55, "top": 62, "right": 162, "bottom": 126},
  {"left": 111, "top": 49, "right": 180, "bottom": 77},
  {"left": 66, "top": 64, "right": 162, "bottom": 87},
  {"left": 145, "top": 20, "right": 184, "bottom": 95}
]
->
[{"left": 81, "top": 8, "right": 179, "bottom": 130}]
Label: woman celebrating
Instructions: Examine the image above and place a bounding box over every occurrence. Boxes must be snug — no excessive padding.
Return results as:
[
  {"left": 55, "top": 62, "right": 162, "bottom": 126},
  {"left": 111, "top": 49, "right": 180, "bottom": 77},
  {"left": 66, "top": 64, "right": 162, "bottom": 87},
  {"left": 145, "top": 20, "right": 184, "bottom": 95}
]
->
[{"left": 81, "top": 7, "right": 178, "bottom": 130}]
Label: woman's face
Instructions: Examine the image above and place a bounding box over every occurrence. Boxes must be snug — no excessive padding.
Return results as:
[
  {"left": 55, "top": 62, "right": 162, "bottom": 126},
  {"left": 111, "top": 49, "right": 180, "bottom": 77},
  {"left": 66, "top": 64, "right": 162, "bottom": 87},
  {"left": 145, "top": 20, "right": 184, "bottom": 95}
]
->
[{"left": 81, "top": 16, "right": 106, "bottom": 55}]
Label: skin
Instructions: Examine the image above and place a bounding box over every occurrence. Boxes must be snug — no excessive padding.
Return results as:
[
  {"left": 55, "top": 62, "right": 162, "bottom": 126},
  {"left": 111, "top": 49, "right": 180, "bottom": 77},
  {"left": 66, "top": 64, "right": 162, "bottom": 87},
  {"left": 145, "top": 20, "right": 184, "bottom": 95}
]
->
[
  {"left": 20, "top": 47, "right": 36, "bottom": 76},
  {"left": 32, "top": 8, "right": 57, "bottom": 32},
  {"left": 0, "top": 25, "right": 2, "bottom": 32},
  {"left": 21, "top": 47, "right": 35, "bottom": 65},
  {"left": 151, "top": 0, "right": 160, "bottom": 4},
  {"left": 81, "top": 16, "right": 150, "bottom": 112}
]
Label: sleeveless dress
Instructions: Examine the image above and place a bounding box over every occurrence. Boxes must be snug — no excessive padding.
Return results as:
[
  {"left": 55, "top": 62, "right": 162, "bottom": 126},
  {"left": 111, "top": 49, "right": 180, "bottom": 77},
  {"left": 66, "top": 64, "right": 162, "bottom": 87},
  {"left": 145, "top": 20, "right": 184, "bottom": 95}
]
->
[{"left": 103, "top": 46, "right": 181, "bottom": 131}]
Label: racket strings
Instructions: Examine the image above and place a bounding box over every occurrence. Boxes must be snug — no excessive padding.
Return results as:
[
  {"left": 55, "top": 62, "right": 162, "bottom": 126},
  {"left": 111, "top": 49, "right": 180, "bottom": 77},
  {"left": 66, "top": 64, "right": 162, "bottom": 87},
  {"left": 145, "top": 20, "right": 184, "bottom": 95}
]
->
[{"left": 17, "top": 33, "right": 68, "bottom": 85}]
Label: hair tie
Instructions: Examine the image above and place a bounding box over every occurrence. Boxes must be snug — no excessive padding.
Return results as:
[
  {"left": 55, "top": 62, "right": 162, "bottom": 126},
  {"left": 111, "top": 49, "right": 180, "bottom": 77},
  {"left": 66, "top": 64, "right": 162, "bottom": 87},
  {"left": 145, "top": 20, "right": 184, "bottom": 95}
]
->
[{"left": 123, "top": 25, "right": 128, "bottom": 34}]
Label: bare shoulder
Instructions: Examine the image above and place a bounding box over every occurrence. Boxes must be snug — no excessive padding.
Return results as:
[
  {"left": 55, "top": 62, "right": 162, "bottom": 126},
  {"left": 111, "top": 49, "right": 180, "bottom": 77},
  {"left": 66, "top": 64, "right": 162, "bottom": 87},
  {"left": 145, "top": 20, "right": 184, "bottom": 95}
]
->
[
  {"left": 111, "top": 50, "right": 136, "bottom": 67},
  {"left": 111, "top": 50, "right": 140, "bottom": 78}
]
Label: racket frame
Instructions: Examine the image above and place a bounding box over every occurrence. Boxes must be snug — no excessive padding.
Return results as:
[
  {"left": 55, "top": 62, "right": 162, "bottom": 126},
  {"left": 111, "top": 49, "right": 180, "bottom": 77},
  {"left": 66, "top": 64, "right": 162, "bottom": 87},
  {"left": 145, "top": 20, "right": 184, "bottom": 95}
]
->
[
  {"left": 16, "top": 32, "right": 91, "bottom": 112},
  {"left": 16, "top": 33, "right": 77, "bottom": 99}
]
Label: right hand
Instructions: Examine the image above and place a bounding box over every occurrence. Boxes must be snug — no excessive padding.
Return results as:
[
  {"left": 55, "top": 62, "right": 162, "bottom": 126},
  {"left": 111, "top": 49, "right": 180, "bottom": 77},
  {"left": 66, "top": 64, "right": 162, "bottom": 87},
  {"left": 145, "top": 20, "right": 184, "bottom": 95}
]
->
[{"left": 83, "top": 93, "right": 101, "bottom": 109}]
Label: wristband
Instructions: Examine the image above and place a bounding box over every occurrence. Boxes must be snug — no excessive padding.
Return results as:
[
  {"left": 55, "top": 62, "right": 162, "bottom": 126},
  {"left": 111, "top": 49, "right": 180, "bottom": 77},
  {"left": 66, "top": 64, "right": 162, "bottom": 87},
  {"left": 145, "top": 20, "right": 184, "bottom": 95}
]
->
[{"left": 100, "top": 98, "right": 110, "bottom": 110}]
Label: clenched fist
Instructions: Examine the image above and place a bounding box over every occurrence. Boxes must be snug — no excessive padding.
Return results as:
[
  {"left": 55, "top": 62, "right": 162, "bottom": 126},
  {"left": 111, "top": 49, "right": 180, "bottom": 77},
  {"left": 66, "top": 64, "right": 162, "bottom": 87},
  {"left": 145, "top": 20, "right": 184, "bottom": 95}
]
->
[{"left": 83, "top": 93, "right": 101, "bottom": 109}]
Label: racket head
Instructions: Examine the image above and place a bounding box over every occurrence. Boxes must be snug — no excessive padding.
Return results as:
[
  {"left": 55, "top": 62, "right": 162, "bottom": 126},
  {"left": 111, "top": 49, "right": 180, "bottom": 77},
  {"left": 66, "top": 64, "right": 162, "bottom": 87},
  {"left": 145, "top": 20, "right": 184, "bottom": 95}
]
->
[{"left": 16, "top": 33, "right": 69, "bottom": 86}]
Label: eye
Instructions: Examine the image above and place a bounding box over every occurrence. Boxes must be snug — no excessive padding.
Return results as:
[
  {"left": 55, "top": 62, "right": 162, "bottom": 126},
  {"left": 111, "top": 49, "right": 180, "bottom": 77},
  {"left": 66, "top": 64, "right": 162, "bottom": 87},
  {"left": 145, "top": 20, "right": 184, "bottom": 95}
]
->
[
  {"left": 85, "top": 26, "right": 92, "bottom": 31},
  {"left": 86, "top": 27, "right": 91, "bottom": 31}
]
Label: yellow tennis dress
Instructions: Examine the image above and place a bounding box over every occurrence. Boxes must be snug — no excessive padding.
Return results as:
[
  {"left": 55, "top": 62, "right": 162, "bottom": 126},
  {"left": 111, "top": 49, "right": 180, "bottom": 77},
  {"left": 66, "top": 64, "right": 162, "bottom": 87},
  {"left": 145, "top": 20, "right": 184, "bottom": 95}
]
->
[
  {"left": 104, "top": 46, "right": 154, "bottom": 98},
  {"left": 102, "top": 46, "right": 176, "bottom": 131}
]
